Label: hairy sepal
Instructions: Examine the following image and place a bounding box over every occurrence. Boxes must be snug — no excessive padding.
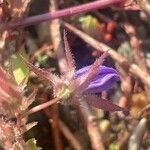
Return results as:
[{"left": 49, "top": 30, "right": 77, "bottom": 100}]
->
[
  {"left": 25, "top": 60, "right": 59, "bottom": 85},
  {"left": 85, "top": 95, "right": 125, "bottom": 112},
  {"left": 64, "top": 31, "right": 76, "bottom": 73}
]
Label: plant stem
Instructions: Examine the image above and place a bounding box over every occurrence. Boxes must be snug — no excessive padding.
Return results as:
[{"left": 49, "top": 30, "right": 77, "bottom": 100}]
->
[
  {"left": 20, "top": 97, "right": 60, "bottom": 119},
  {"left": 58, "top": 119, "right": 83, "bottom": 150},
  {"left": 0, "top": 0, "right": 125, "bottom": 30}
]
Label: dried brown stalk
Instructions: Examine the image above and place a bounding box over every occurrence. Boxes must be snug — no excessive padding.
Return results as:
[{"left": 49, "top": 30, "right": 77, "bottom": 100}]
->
[
  {"left": 124, "top": 23, "right": 148, "bottom": 72},
  {"left": 58, "top": 119, "right": 83, "bottom": 150},
  {"left": 49, "top": 0, "right": 67, "bottom": 73},
  {"left": 128, "top": 118, "right": 147, "bottom": 150},
  {"left": 36, "top": 90, "right": 63, "bottom": 150},
  {"left": 94, "top": 11, "right": 112, "bottom": 23},
  {"left": 49, "top": 0, "right": 64, "bottom": 149},
  {"left": 0, "top": 31, "right": 8, "bottom": 62},
  {"left": 137, "top": 104, "right": 150, "bottom": 119},
  {"left": 49, "top": 103, "right": 63, "bottom": 150},
  {"left": 116, "top": 63, "right": 132, "bottom": 108},
  {"left": 138, "top": 0, "right": 150, "bottom": 19},
  {"left": 77, "top": 101, "right": 105, "bottom": 150},
  {"left": 63, "top": 22, "right": 150, "bottom": 88},
  {"left": 117, "top": 130, "right": 130, "bottom": 150},
  {"left": 18, "top": 0, "right": 31, "bottom": 17}
]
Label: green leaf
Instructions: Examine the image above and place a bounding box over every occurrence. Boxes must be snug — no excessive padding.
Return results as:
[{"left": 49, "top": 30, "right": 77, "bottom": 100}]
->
[
  {"left": 79, "top": 15, "right": 101, "bottom": 40},
  {"left": 10, "top": 54, "right": 29, "bottom": 85},
  {"left": 109, "top": 143, "right": 119, "bottom": 150},
  {"left": 118, "top": 41, "right": 133, "bottom": 61},
  {"left": 26, "top": 138, "right": 42, "bottom": 150},
  {"left": 79, "top": 15, "right": 97, "bottom": 31},
  {"left": 12, "top": 139, "right": 41, "bottom": 150}
]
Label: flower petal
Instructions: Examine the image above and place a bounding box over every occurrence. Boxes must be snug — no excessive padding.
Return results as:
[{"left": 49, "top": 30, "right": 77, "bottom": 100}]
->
[
  {"left": 74, "top": 65, "right": 119, "bottom": 93},
  {"left": 73, "top": 52, "right": 108, "bottom": 94}
]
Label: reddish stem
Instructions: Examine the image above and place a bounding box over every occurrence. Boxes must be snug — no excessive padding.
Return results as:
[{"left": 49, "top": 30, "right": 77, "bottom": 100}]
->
[
  {"left": 20, "top": 97, "right": 60, "bottom": 119},
  {"left": 0, "top": 0, "right": 125, "bottom": 30}
]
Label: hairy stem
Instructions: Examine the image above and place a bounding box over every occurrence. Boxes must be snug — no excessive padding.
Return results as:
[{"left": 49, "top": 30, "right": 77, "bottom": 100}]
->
[
  {"left": 0, "top": 0, "right": 125, "bottom": 30},
  {"left": 20, "top": 97, "right": 60, "bottom": 119}
]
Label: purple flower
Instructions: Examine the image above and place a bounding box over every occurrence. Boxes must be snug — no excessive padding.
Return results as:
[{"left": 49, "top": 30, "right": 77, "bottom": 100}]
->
[
  {"left": 74, "top": 65, "right": 120, "bottom": 94},
  {"left": 25, "top": 32, "right": 125, "bottom": 113}
]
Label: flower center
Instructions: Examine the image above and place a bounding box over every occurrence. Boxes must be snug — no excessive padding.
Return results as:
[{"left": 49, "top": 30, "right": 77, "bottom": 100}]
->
[{"left": 57, "top": 84, "right": 72, "bottom": 100}]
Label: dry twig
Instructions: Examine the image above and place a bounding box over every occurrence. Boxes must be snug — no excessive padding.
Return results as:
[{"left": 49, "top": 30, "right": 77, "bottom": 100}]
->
[
  {"left": 128, "top": 118, "right": 147, "bottom": 150},
  {"left": 58, "top": 119, "right": 83, "bottom": 150},
  {"left": 137, "top": 104, "right": 150, "bottom": 119},
  {"left": 49, "top": 0, "right": 64, "bottom": 149},
  {"left": 124, "top": 23, "right": 148, "bottom": 72},
  {"left": 77, "top": 101, "right": 105, "bottom": 150}
]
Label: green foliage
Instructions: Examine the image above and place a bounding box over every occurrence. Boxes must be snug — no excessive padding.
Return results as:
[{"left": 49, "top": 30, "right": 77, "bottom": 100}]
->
[
  {"left": 118, "top": 41, "right": 133, "bottom": 61},
  {"left": 79, "top": 15, "right": 101, "bottom": 40},
  {"left": 26, "top": 138, "right": 41, "bottom": 150},
  {"left": 109, "top": 143, "right": 119, "bottom": 150},
  {"left": 12, "top": 139, "right": 41, "bottom": 150},
  {"left": 79, "top": 15, "right": 98, "bottom": 31},
  {"left": 99, "top": 119, "right": 110, "bottom": 133},
  {"left": 10, "top": 54, "right": 29, "bottom": 85},
  {"left": 36, "top": 55, "right": 48, "bottom": 67}
]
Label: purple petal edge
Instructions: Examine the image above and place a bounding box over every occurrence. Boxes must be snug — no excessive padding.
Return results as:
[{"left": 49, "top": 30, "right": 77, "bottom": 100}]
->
[{"left": 74, "top": 65, "right": 120, "bottom": 93}]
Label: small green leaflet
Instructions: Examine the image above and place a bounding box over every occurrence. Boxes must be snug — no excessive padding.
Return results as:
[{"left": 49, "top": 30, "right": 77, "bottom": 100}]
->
[
  {"left": 79, "top": 15, "right": 98, "bottom": 32},
  {"left": 109, "top": 143, "right": 119, "bottom": 150},
  {"left": 26, "top": 138, "right": 42, "bottom": 150},
  {"left": 118, "top": 41, "right": 133, "bottom": 61},
  {"left": 12, "top": 139, "right": 41, "bottom": 150},
  {"left": 79, "top": 15, "right": 101, "bottom": 40},
  {"left": 10, "top": 54, "right": 29, "bottom": 85}
]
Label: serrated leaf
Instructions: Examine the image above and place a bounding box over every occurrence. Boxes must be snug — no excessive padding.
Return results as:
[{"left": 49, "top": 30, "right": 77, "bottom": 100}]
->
[
  {"left": 10, "top": 54, "right": 29, "bottom": 85},
  {"left": 26, "top": 138, "right": 41, "bottom": 150}
]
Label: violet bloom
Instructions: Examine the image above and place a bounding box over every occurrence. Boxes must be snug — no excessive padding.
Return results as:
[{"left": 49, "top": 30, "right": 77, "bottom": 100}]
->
[
  {"left": 26, "top": 32, "right": 124, "bottom": 112},
  {"left": 74, "top": 65, "right": 120, "bottom": 94}
]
